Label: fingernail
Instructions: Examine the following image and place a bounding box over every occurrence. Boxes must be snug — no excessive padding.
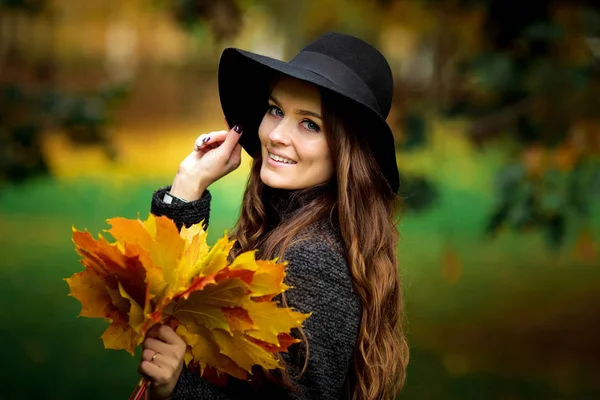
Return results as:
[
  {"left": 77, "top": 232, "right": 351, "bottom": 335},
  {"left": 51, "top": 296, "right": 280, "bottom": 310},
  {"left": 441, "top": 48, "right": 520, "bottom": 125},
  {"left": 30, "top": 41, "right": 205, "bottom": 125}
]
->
[
  {"left": 202, "top": 136, "right": 210, "bottom": 144},
  {"left": 234, "top": 124, "right": 243, "bottom": 134}
]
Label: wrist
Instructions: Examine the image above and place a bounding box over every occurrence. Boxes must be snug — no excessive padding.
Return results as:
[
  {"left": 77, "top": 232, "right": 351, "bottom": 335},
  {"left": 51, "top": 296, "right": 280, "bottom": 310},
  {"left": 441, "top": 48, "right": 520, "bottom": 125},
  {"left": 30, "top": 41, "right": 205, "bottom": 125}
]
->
[{"left": 170, "top": 174, "right": 209, "bottom": 202}]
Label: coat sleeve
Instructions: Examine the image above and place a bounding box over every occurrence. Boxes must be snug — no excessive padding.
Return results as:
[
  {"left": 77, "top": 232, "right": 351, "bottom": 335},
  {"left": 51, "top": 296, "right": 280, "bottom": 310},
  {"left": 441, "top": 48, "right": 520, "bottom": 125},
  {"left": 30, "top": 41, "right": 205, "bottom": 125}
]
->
[{"left": 150, "top": 186, "right": 212, "bottom": 229}]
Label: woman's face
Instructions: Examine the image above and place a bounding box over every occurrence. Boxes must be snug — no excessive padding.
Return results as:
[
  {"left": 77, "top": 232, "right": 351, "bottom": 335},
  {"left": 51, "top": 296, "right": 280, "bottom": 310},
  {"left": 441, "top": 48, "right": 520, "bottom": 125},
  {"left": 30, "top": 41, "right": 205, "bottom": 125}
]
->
[{"left": 258, "top": 77, "right": 334, "bottom": 190}]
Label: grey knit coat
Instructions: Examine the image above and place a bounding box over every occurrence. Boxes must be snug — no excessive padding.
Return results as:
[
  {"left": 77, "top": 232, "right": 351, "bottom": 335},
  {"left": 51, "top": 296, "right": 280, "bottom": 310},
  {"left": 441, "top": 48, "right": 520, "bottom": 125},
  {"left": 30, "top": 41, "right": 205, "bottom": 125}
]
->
[{"left": 150, "top": 186, "right": 361, "bottom": 399}]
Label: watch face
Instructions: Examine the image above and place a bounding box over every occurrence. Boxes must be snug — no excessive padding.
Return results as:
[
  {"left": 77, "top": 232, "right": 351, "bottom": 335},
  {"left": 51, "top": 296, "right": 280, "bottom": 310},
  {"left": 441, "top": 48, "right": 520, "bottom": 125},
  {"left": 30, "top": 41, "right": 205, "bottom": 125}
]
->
[
  {"left": 164, "top": 192, "right": 190, "bottom": 204},
  {"left": 162, "top": 193, "right": 173, "bottom": 204}
]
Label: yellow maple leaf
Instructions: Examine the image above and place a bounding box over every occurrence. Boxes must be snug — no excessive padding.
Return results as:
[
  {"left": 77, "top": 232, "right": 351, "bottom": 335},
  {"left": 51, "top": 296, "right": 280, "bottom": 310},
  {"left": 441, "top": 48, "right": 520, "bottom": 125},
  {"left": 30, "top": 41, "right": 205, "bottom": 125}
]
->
[
  {"left": 177, "top": 224, "right": 211, "bottom": 286},
  {"left": 243, "top": 299, "right": 310, "bottom": 346},
  {"left": 201, "top": 235, "right": 236, "bottom": 276},
  {"left": 65, "top": 268, "right": 113, "bottom": 319},
  {"left": 229, "top": 251, "right": 260, "bottom": 271},
  {"left": 212, "top": 329, "right": 281, "bottom": 373},
  {"left": 173, "top": 278, "right": 249, "bottom": 332},
  {"left": 106, "top": 218, "right": 164, "bottom": 296},
  {"left": 143, "top": 215, "right": 186, "bottom": 290},
  {"left": 177, "top": 323, "right": 248, "bottom": 380},
  {"left": 101, "top": 319, "right": 140, "bottom": 354},
  {"left": 222, "top": 307, "right": 255, "bottom": 332},
  {"left": 107, "top": 215, "right": 185, "bottom": 298},
  {"left": 248, "top": 259, "right": 289, "bottom": 299}
]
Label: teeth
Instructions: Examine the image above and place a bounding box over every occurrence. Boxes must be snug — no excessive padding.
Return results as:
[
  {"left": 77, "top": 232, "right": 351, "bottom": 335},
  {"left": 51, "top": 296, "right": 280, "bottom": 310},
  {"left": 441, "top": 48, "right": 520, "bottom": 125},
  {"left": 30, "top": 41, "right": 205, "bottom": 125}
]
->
[{"left": 269, "top": 153, "right": 296, "bottom": 164}]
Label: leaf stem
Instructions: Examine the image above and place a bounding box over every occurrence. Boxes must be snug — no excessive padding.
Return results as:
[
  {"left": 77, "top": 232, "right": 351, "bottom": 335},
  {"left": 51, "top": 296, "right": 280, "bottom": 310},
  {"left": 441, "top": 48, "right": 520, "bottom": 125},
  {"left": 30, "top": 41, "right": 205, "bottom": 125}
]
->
[{"left": 129, "top": 376, "right": 150, "bottom": 400}]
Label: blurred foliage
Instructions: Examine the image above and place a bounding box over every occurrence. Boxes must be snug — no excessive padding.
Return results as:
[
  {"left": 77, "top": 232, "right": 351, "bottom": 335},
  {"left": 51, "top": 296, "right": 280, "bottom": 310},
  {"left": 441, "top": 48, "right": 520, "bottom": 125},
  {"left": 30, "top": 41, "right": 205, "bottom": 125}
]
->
[
  {"left": 166, "top": 0, "right": 242, "bottom": 41},
  {"left": 0, "top": 0, "right": 239, "bottom": 189},
  {"left": 0, "top": 0, "right": 246, "bottom": 191},
  {"left": 486, "top": 159, "right": 600, "bottom": 246},
  {"left": 460, "top": 0, "right": 600, "bottom": 246},
  {"left": 398, "top": 173, "right": 440, "bottom": 213},
  {"left": 0, "top": 0, "right": 47, "bottom": 13},
  {"left": 399, "top": 113, "right": 428, "bottom": 152},
  {"left": 0, "top": 0, "right": 128, "bottom": 188},
  {"left": 0, "top": 83, "right": 128, "bottom": 186},
  {"left": 397, "top": 113, "right": 440, "bottom": 214},
  {"left": 385, "top": 0, "right": 600, "bottom": 245}
]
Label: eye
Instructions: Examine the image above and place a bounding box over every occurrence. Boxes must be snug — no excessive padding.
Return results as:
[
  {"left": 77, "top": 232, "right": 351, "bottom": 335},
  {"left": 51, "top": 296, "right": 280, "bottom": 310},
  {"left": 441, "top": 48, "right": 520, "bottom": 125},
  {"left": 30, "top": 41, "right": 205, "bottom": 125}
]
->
[
  {"left": 301, "top": 119, "right": 321, "bottom": 132},
  {"left": 267, "top": 105, "right": 283, "bottom": 117}
]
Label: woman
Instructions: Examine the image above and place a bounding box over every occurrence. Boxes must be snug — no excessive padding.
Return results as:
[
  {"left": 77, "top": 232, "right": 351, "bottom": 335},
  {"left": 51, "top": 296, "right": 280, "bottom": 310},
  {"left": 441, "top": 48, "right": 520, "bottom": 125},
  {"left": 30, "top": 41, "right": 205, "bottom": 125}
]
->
[{"left": 138, "top": 31, "right": 409, "bottom": 400}]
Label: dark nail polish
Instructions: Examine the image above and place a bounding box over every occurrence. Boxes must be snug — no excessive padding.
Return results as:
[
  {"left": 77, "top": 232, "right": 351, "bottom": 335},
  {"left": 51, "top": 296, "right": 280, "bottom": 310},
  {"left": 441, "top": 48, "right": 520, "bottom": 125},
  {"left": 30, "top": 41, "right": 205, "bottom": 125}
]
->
[
  {"left": 202, "top": 136, "right": 210, "bottom": 143},
  {"left": 234, "top": 124, "right": 243, "bottom": 134}
]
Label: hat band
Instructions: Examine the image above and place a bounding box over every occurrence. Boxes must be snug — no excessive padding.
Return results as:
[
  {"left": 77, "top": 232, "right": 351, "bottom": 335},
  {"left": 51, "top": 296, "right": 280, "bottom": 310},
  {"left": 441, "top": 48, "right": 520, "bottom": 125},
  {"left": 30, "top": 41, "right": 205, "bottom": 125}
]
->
[{"left": 289, "top": 51, "right": 381, "bottom": 114}]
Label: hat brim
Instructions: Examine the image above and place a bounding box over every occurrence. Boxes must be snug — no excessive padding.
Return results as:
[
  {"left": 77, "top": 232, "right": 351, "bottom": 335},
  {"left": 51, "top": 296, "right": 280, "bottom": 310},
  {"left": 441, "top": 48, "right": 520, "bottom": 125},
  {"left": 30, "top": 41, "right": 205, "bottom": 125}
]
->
[{"left": 218, "top": 48, "right": 400, "bottom": 193}]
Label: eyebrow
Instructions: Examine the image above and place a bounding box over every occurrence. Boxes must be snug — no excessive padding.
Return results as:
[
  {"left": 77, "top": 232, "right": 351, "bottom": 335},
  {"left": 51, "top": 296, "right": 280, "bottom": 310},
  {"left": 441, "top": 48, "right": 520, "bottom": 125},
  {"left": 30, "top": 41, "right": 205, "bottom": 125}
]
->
[{"left": 269, "top": 95, "right": 322, "bottom": 120}]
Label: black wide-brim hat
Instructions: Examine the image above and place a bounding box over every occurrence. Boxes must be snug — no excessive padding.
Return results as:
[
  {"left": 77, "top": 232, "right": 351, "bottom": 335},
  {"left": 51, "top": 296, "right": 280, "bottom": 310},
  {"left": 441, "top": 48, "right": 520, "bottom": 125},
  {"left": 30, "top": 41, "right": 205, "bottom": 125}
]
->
[{"left": 218, "top": 31, "right": 400, "bottom": 194}]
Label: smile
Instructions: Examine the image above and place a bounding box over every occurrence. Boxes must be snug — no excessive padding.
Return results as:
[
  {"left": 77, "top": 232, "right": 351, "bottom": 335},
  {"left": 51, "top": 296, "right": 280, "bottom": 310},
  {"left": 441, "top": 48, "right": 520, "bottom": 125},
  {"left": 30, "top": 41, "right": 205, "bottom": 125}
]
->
[{"left": 268, "top": 152, "right": 297, "bottom": 164}]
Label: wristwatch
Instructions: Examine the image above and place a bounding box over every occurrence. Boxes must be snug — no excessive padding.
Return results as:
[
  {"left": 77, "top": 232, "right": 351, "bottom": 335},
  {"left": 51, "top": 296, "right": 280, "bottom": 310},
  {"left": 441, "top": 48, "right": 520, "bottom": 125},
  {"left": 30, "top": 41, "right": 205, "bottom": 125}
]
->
[{"left": 162, "top": 191, "right": 190, "bottom": 204}]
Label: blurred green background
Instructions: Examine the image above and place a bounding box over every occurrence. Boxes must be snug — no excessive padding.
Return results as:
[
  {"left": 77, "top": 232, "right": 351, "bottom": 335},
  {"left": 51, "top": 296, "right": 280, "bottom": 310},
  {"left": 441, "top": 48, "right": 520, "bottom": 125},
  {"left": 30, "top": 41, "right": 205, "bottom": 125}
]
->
[{"left": 1, "top": 0, "right": 600, "bottom": 399}]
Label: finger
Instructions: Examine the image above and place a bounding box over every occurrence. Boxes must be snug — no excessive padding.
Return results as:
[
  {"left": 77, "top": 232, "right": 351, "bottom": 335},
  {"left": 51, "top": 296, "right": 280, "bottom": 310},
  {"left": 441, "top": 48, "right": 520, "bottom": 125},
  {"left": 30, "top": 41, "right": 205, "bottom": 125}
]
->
[
  {"left": 203, "top": 143, "right": 219, "bottom": 152},
  {"left": 143, "top": 337, "right": 174, "bottom": 357},
  {"left": 142, "top": 348, "right": 173, "bottom": 370},
  {"left": 227, "top": 143, "right": 242, "bottom": 168},
  {"left": 194, "top": 134, "right": 214, "bottom": 152},
  {"left": 146, "top": 324, "right": 182, "bottom": 346},
  {"left": 139, "top": 361, "right": 168, "bottom": 384},
  {"left": 218, "top": 125, "right": 244, "bottom": 156},
  {"left": 142, "top": 348, "right": 163, "bottom": 363},
  {"left": 157, "top": 324, "right": 186, "bottom": 347},
  {"left": 194, "top": 131, "right": 228, "bottom": 152}
]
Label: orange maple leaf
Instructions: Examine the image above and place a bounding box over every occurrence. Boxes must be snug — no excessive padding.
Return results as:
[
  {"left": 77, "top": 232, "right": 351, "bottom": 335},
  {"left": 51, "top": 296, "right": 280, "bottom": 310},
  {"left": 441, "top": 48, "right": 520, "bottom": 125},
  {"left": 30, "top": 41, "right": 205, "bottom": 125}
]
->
[
  {"left": 66, "top": 230, "right": 150, "bottom": 355},
  {"left": 66, "top": 213, "right": 310, "bottom": 380}
]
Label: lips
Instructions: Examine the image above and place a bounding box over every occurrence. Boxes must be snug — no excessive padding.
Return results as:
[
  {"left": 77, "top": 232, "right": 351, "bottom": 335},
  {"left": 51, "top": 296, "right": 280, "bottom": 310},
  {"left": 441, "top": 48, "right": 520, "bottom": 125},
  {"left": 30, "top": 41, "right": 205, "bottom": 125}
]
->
[{"left": 268, "top": 152, "right": 297, "bottom": 164}]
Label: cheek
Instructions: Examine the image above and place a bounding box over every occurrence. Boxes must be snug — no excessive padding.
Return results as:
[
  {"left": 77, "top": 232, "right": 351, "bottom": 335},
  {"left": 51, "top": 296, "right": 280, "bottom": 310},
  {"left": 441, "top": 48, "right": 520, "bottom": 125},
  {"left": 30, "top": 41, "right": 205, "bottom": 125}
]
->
[
  {"left": 318, "top": 144, "right": 334, "bottom": 177},
  {"left": 311, "top": 141, "right": 332, "bottom": 166},
  {"left": 258, "top": 116, "right": 272, "bottom": 144}
]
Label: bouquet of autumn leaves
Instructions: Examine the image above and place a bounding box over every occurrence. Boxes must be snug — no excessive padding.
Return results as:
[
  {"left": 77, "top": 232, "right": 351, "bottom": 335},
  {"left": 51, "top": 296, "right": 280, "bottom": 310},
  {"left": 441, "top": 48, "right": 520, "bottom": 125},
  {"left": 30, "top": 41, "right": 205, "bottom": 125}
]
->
[{"left": 65, "top": 214, "right": 310, "bottom": 399}]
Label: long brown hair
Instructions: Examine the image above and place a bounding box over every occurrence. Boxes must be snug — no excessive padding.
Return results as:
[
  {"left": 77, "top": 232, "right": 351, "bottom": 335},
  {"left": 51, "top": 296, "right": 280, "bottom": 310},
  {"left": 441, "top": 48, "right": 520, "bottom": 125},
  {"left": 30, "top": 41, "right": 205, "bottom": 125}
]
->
[{"left": 230, "top": 87, "right": 409, "bottom": 399}]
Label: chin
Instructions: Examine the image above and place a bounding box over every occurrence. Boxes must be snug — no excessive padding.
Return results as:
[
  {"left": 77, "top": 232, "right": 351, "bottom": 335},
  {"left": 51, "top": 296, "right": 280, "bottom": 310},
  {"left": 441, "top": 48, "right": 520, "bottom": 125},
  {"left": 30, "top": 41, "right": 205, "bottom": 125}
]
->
[
  {"left": 260, "top": 173, "right": 292, "bottom": 189},
  {"left": 260, "top": 168, "right": 299, "bottom": 190}
]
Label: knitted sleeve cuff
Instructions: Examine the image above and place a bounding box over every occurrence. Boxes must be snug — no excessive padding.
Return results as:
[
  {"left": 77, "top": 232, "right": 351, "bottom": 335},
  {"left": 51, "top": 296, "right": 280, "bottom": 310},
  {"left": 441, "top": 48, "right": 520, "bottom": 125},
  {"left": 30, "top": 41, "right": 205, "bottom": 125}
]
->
[
  {"left": 150, "top": 185, "right": 211, "bottom": 230},
  {"left": 171, "top": 365, "right": 232, "bottom": 400}
]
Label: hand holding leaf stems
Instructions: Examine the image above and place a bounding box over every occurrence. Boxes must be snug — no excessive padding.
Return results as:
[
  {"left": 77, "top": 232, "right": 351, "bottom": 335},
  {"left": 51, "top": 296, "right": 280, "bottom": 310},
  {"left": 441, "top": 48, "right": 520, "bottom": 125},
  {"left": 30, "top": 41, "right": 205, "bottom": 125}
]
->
[{"left": 138, "top": 324, "right": 187, "bottom": 400}]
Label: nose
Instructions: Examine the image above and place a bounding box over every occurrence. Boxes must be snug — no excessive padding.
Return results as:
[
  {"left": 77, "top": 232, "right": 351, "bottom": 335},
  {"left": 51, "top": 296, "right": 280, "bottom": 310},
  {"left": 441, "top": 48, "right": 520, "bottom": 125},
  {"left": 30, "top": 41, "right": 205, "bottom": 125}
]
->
[{"left": 268, "top": 118, "right": 292, "bottom": 145}]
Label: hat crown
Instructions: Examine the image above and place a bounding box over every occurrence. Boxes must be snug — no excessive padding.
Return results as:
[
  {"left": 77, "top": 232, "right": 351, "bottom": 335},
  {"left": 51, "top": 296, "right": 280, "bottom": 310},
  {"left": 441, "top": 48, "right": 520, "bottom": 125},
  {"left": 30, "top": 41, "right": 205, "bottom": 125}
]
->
[{"left": 296, "top": 32, "right": 394, "bottom": 118}]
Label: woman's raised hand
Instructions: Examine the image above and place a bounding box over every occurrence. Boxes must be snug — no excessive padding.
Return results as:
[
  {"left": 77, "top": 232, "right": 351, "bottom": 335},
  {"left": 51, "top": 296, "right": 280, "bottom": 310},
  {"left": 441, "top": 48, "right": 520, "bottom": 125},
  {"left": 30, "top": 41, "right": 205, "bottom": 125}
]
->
[
  {"left": 138, "top": 324, "right": 187, "bottom": 400},
  {"left": 170, "top": 125, "right": 244, "bottom": 201}
]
